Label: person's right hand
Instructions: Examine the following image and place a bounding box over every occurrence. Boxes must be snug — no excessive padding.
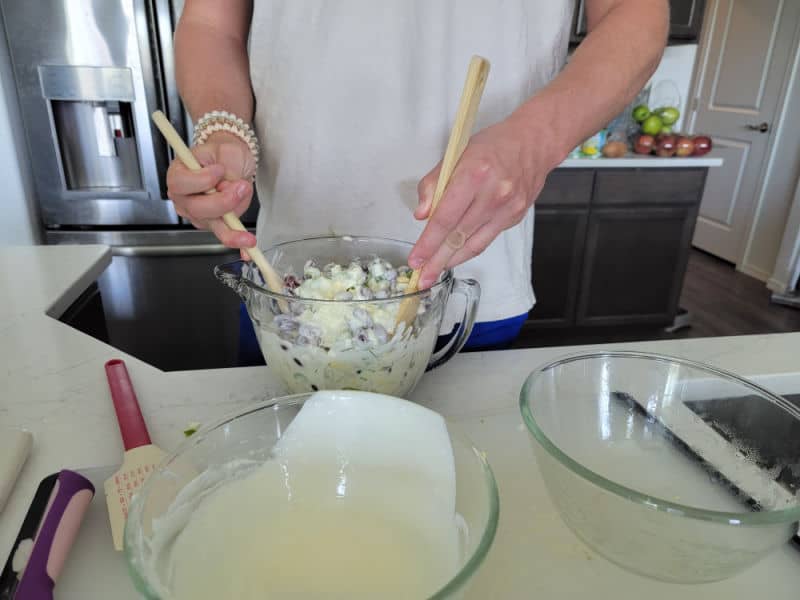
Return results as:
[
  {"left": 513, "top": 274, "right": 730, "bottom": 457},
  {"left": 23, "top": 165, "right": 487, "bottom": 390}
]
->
[{"left": 166, "top": 130, "right": 257, "bottom": 250}]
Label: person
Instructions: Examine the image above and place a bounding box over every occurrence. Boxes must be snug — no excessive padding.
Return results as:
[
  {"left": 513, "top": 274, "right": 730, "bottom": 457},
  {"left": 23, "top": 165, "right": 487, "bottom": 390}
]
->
[{"left": 167, "top": 0, "right": 669, "bottom": 351}]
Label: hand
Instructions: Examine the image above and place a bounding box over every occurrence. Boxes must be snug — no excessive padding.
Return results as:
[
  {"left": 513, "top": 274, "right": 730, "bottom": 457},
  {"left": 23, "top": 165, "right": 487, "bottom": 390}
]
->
[
  {"left": 408, "top": 116, "right": 553, "bottom": 288},
  {"left": 166, "top": 131, "right": 257, "bottom": 250}
]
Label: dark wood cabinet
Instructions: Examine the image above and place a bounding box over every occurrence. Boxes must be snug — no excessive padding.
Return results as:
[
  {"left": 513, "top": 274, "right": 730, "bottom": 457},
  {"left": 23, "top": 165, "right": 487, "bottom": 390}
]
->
[
  {"left": 593, "top": 168, "right": 706, "bottom": 206},
  {"left": 527, "top": 167, "right": 707, "bottom": 329},
  {"left": 668, "top": 0, "right": 707, "bottom": 41},
  {"left": 577, "top": 205, "right": 699, "bottom": 325},
  {"left": 536, "top": 169, "right": 593, "bottom": 206},
  {"left": 530, "top": 169, "right": 593, "bottom": 325},
  {"left": 530, "top": 208, "right": 589, "bottom": 326},
  {"left": 571, "top": 0, "right": 706, "bottom": 44}
]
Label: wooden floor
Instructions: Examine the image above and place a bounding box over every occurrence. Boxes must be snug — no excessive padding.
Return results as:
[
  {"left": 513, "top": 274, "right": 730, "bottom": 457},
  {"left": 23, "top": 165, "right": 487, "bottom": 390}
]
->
[{"left": 511, "top": 249, "right": 800, "bottom": 349}]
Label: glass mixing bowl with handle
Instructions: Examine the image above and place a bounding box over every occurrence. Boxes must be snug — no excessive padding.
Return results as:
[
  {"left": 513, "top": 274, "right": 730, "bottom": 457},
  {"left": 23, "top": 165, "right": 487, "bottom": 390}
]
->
[{"left": 215, "top": 235, "right": 481, "bottom": 397}]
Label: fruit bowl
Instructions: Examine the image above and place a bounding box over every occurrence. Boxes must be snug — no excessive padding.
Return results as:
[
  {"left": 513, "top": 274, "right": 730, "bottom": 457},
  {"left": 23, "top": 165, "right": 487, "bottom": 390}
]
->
[{"left": 520, "top": 351, "right": 800, "bottom": 583}]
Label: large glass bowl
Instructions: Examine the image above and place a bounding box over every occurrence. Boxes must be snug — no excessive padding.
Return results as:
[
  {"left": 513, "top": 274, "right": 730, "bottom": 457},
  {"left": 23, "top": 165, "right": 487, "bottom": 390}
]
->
[
  {"left": 520, "top": 351, "right": 800, "bottom": 583},
  {"left": 215, "top": 236, "right": 480, "bottom": 398},
  {"left": 124, "top": 392, "right": 499, "bottom": 599}
]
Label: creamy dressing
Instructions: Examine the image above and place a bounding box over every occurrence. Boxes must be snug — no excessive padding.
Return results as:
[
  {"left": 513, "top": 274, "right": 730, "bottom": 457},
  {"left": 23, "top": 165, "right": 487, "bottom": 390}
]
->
[
  {"left": 163, "top": 461, "right": 461, "bottom": 600},
  {"left": 256, "top": 257, "right": 440, "bottom": 396},
  {"left": 256, "top": 324, "right": 437, "bottom": 396},
  {"left": 146, "top": 392, "right": 464, "bottom": 599}
]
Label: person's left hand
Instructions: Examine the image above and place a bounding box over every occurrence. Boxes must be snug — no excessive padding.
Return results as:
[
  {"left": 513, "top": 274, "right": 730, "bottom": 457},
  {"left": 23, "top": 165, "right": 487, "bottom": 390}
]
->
[{"left": 408, "top": 116, "right": 554, "bottom": 288}]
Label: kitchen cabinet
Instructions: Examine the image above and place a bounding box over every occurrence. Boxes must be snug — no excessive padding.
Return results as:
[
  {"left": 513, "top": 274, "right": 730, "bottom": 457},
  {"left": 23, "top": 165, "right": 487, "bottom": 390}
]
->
[
  {"left": 668, "top": 0, "right": 707, "bottom": 41},
  {"left": 592, "top": 168, "right": 706, "bottom": 206},
  {"left": 531, "top": 208, "right": 589, "bottom": 326},
  {"left": 527, "top": 166, "right": 708, "bottom": 329},
  {"left": 529, "top": 170, "right": 592, "bottom": 326},
  {"left": 577, "top": 204, "right": 698, "bottom": 325},
  {"left": 570, "top": 0, "right": 706, "bottom": 44}
]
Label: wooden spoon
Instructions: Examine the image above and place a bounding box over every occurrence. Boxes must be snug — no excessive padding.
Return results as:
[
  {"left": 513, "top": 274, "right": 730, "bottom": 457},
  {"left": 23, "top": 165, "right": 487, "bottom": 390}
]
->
[
  {"left": 151, "top": 110, "right": 284, "bottom": 295},
  {"left": 394, "top": 55, "right": 490, "bottom": 333}
]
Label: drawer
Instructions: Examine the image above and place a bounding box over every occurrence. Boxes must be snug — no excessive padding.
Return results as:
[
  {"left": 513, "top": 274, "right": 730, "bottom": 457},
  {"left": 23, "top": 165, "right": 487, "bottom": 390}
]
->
[
  {"left": 536, "top": 169, "right": 594, "bottom": 206},
  {"left": 593, "top": 168, "right": 706, "bottom": 205}
]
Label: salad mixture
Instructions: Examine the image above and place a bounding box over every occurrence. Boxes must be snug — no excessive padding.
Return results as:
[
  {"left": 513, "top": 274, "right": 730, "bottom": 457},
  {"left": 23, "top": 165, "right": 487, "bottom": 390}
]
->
[{"left": 254, "top": 256, "right": 441, "bottom": 396}]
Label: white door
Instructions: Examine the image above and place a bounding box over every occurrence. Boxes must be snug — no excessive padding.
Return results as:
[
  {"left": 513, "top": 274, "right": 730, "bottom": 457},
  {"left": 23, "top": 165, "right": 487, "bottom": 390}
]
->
[{"left": 689, "top": 0, "right": 800, "bottom": 264}]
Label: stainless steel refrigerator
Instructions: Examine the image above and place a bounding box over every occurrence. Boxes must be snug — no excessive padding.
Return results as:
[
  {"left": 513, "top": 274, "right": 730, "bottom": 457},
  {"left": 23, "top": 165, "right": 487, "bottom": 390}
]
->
[
  {"left": 0, "top": 0, "right": 257, "bottom": 247},
  {"left": 1, "top": 0, "right": 256, "bottom": 369}
]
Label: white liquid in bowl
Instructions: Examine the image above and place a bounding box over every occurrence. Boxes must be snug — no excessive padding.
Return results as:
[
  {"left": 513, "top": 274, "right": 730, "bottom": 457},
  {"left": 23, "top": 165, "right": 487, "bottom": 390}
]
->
[
  {"left": 147, "top": 391, "right": 464, "bottom": 599},
  {"left": 164, "top": 460, "right": 461, "bottom": 599}
]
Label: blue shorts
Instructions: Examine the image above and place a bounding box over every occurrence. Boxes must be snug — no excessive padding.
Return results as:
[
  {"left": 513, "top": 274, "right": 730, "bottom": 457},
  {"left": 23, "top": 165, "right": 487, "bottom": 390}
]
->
[
  {"left": 238, "top": 303, "right": 263, "bottom": 366},
  {"left": 462, "top": 313, "right": 528, "bottom": 349},
  {"left": 237, "top": 303, "right": 527, "bottom": 366}
]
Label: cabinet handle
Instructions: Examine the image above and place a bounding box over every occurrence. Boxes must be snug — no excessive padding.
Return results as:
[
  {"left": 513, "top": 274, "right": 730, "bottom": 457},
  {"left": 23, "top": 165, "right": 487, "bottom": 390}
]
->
[{"left": 745, "top": 122, "right": 769, "bottom": 133}]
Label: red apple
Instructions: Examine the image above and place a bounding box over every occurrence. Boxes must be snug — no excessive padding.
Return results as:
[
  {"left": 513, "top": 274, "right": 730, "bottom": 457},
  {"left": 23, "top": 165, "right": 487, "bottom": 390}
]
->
[
  {"left": 692, "top": 135, "right": 712, "bottom": 156},
  {"left": 675, "top": 136, "right": 695, "bottom": 157},
  {"left": 634, "top": 134, "right": 655, "bottom": 155},
  {"left": 655, "top": 134, "right": 677, "bottom": 157}
]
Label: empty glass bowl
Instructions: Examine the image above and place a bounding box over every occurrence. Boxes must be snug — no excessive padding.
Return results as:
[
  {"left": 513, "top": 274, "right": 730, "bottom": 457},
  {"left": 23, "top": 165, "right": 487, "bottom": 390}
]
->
[
  {"left": 124, "top": 392, "right": 499, "bottom": 599},
  {"left": 215, "top": 236, "right": 480, "bottom": 397},
  {"left": 521, "top": 351, "right": 800, "bottom": 583}
]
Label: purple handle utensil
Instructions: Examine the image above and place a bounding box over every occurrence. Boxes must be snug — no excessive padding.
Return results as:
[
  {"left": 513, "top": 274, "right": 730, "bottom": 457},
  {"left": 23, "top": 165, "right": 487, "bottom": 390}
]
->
[{"left": 14, "top": 470, "right": 94, "bottom": 600}]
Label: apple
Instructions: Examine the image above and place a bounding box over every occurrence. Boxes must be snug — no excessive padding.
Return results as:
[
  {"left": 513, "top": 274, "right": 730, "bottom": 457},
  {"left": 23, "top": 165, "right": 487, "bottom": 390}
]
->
[
  {"left": 656, "top": 106, "right": 680, "bottom": 126},
  {"left": 675, "top": 136, "right": 695, "bottom": 157},
  {"left": 692, "top": 135, "right": 712, "bottom": 156},
  {"left": 641, "top": 115, "right": 663, "bottom": 136},
  {"left": 634, "top": 134, "right": 655, "bottom": 155},
  {"left": 655, "top": 134, "right": 677, "bottom": 157},
  {"left": 632, "top": 105, "right": 651, "bottom": 123}
]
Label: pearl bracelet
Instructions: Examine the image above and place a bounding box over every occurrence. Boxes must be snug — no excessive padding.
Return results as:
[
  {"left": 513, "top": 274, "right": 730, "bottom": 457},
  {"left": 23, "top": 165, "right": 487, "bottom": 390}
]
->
[{"left": 192, "top": 110, "right": 260, "bottom": 172}]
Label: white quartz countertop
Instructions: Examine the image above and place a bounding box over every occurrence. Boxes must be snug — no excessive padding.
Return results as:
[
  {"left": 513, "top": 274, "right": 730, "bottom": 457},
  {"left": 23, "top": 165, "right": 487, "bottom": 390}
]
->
[
  {"left": 1, "top": 244, "right": 798, "bottom": 598},
  {"left": 558, "top": 152, "right": 723, "bottom": 168}
]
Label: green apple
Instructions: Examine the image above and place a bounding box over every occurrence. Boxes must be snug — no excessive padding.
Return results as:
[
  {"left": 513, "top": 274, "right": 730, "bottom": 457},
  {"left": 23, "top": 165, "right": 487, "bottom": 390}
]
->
[
  {"left": 656, "top": 106, "right": 680, "bottom": 126},
  {"left": 641, "top": 115, "right": 663, "bottom": 136},
  {"left": 660, "top": 125, "right": 673, "bottom": 135},
  {"left": 632, "top": 104, "right": 651, "bottom": 123}
]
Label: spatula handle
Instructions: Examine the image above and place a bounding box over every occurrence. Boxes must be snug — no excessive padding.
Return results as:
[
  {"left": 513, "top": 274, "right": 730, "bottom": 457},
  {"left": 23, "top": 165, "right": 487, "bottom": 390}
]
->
[
  {"left": 105, "top": 359, "right": 151, "bottom": 451},
  {"left": 14, "top": 470, "right": 95, "bottom": 600}
]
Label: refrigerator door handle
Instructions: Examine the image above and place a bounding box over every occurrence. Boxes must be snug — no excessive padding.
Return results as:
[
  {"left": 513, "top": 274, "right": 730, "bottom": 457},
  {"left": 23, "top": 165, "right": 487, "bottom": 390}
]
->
[
  {"left": 112, "top": 243, "right": 234, "bottom": 257},
  {"left": 134, "top": 0, "right": 187, "bottom": 200},
  {"left": 153, "top": 0, "right": 187, "bottom": 141}
]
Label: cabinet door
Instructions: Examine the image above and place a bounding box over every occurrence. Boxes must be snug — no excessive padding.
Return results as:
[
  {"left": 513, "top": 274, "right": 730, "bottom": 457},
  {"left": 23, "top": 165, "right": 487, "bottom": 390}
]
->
[
  {"left": 571, "top": 0, "right": 706, "bottom": 43},
  {"left": 537, "top": 169, "right": 594, "bottom": 206},
  {"left": 528, "top": 208, "right": 589, "bottom": 327},
  {"left": 669, "top": 0, "right": 706, "bottom": 40},
  {"left": 577, "top": 205, "right": 698, "bottom": 326}
]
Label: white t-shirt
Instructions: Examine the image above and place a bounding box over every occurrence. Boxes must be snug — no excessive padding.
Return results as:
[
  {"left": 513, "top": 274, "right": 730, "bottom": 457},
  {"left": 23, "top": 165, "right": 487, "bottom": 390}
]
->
[{"left": 249, "top": 0, "right": 573, "bottom": 329}]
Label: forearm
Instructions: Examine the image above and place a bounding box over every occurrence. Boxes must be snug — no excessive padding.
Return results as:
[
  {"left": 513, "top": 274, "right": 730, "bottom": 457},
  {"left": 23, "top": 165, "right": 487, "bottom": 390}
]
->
[
  {"left": 512, "top": 0, "right": 669, "bottom": 169},
  {"left": 175, "top": 16, "right": 254, "bottom": 122}
]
